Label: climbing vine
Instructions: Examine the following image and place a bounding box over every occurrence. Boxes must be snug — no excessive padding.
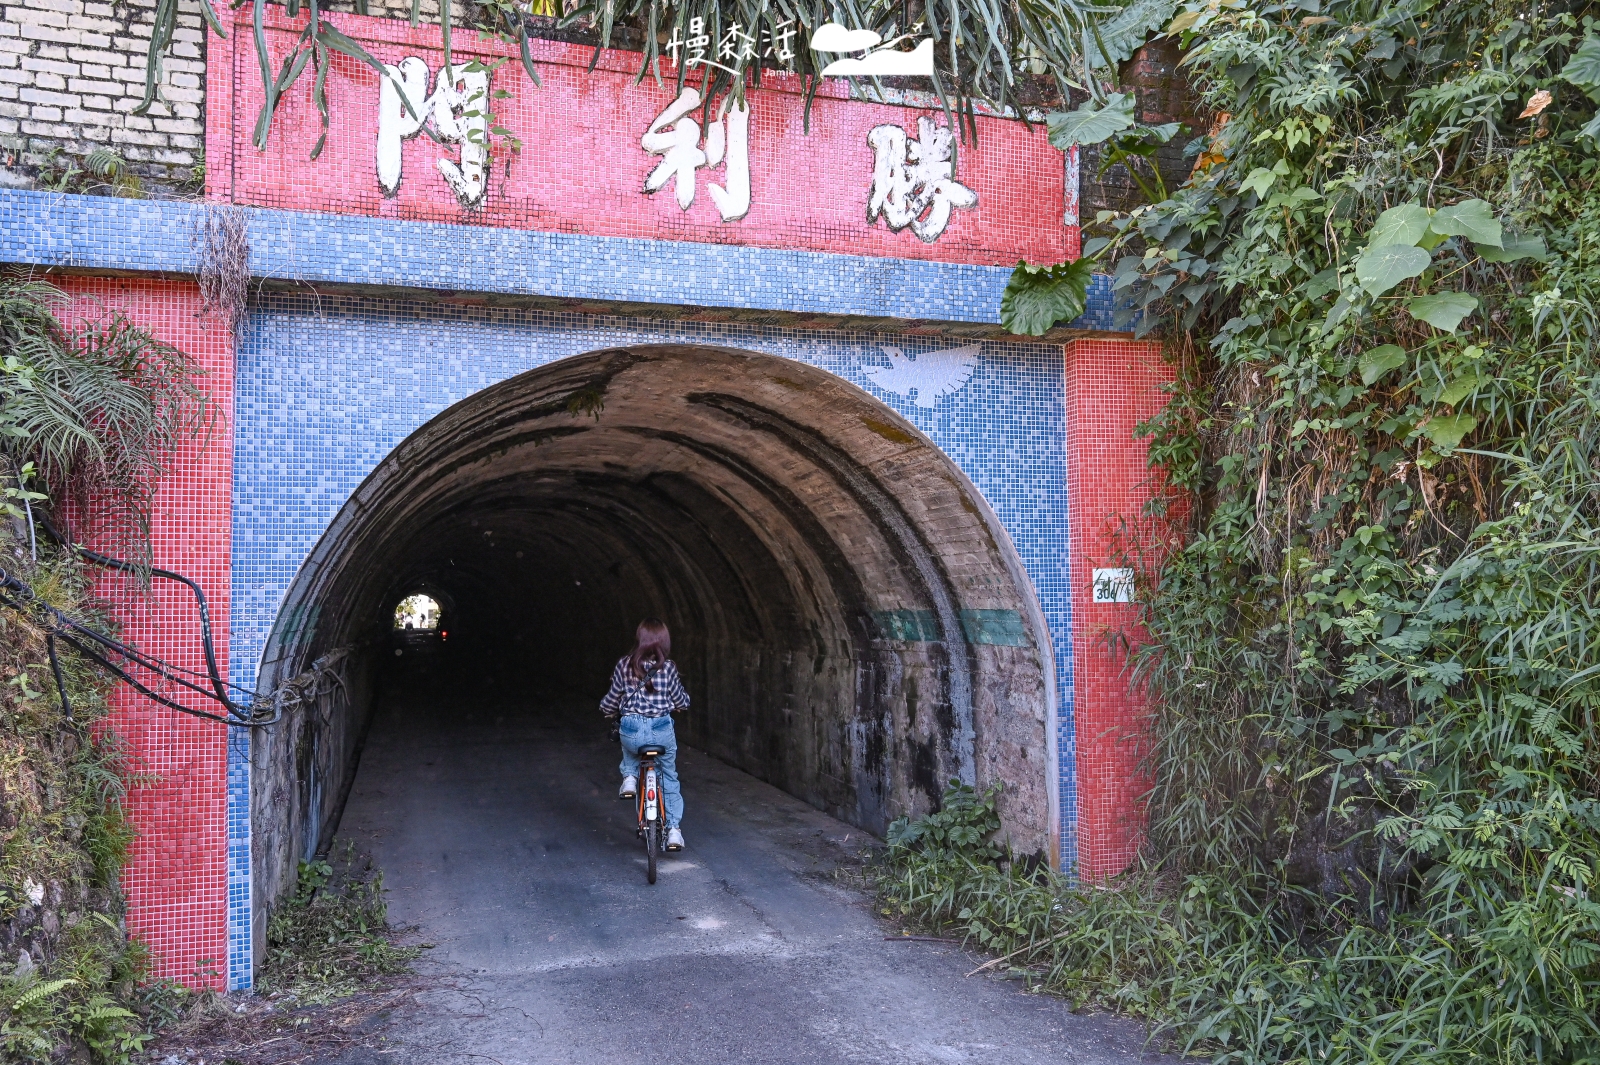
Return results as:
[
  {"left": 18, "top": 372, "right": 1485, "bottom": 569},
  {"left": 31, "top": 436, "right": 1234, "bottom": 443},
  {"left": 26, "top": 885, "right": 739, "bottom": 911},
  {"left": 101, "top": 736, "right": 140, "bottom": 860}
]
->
[{"left": 962, "top": 0, "right": 1600, "bottom": 1061}]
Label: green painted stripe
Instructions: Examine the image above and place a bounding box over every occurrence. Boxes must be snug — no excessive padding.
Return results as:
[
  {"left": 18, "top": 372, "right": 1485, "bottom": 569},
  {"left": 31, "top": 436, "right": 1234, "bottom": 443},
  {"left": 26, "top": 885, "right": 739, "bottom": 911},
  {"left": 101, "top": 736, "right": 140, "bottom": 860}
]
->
[
  {"left": 873, "top": 609, "right": 940, "bottom": 642},
  {"left": 872, "top": 608, "right": 1028, "bottom": 646},
  {"left": 960, "top": 609, "right": 1028, "bottom": 646}
]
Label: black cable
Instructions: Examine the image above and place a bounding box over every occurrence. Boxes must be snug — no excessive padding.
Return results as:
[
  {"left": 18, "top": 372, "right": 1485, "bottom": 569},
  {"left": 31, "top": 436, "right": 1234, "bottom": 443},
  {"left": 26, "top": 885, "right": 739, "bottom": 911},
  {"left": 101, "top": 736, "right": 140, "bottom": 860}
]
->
[
  {"left": 46, "top": 631, "right": 71, "bottom": 722},
  {"left": 3, "top": 580, "right": 241, "bottom": 711},
  {"left": 52, "top": 628, "right": 275, "bottom": 727},
  {"left": 55, "top": 610, "right": 250, "bottom": 709},
  {"left": 0, "top": 565, "right": 277, "bottom": 728},
  {"left": 36, "top": 515, "right": 235, "bottom": 710}
]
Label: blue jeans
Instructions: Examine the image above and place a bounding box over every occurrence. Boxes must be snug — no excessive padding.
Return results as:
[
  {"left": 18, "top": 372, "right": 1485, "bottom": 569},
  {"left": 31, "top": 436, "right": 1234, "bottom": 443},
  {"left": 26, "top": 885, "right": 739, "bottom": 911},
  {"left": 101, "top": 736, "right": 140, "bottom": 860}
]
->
[{"left": 618, "top": 714, "right": 683, "bottom": 828}]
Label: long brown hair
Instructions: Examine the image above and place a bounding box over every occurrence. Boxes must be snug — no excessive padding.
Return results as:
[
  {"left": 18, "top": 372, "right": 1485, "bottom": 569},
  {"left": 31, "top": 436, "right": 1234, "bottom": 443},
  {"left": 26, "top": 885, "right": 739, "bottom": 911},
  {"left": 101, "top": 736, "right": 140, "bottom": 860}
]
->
[{"left": 628, "top": 618, "right": 671, "bottom": 692}]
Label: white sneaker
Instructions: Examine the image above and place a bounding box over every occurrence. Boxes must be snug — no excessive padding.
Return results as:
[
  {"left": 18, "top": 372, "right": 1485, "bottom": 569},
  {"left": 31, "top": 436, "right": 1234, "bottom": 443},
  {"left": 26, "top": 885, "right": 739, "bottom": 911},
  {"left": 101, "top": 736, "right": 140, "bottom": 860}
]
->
[
  {"left": 619, "top": 776, "right": 637, "bottom": 799},
  {"left": 666, "top": 827, "right": 685, "bottom": 851}
]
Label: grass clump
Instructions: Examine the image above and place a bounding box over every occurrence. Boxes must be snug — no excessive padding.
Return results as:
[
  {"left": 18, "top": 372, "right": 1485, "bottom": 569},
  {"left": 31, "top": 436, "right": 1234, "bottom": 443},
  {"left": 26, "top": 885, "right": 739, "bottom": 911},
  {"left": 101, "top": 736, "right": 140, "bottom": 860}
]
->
[
  {"left": 882, "top": 781, "right": 1600, "bottom": 1062},
  {"left": 939, "top": 4, "right": 1600, "bottom": 1060},
  {"left": 257, "top": 851, "right": 421, "bottom": 1006},
  {"left": 0, "top": 543, "right": 164, "bottom": 1064}
]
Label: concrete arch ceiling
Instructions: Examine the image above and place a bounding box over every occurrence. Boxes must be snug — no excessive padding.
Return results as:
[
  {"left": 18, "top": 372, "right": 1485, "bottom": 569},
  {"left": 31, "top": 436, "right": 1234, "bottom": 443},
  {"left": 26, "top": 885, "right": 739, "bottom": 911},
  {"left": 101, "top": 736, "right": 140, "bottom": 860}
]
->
[{"left": 263, "top": 344, "right": 1053, "bottom": 852}]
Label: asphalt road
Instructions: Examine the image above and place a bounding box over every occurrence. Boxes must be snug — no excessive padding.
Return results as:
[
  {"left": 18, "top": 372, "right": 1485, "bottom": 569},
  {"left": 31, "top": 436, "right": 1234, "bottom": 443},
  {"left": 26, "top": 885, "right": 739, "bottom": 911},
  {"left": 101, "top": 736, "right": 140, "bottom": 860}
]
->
[{"left": 328, "top": 693, "right": 1174, "bottom": 1065}]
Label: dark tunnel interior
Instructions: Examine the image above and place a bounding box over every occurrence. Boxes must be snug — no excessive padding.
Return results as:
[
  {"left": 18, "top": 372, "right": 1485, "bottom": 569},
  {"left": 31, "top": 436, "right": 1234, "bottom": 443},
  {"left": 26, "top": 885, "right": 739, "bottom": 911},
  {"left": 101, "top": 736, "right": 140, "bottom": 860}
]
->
[{"left": 248, "top": 344, "right": 1056, "bottom": 949}]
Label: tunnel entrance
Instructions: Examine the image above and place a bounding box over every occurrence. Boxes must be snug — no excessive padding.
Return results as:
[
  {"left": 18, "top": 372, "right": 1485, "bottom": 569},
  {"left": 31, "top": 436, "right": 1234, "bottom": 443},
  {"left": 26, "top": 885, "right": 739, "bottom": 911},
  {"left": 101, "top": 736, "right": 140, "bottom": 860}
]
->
[
  {"left": 249, "top": 344, "right": 1055, "bottom": 931},
  {"left": 393, "top": 593, "right": 442, "bottom": 631}
]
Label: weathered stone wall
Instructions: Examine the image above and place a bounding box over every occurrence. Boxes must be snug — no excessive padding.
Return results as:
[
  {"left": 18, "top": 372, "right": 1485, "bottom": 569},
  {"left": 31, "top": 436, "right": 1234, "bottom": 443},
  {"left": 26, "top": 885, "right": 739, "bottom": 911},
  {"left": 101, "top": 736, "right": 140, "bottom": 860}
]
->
[
  {"left": 248, "top": 646, "right": 376, "bottom": 956},
  {"left": 247, "top": 338, "right": 1061, "bottom": 966}
]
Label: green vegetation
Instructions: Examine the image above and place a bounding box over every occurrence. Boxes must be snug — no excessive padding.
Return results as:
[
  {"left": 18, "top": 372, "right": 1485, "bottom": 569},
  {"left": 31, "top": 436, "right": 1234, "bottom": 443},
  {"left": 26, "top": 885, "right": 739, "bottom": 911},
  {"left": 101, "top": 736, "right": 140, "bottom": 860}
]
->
[
  {"left": 1, "top": 279, "right": 209, "bottom": 570},
  {"left": 0, "top": 548, "right": 163, "bottom": 1063},
  {"left": 257, "top": 853, "right": 421, "bottom": 1005},
  {"left": 103, "top": 0, "right": 1600, "bottom": 1059},
  {"left": 900, "top": 1, "right": 1600, "bottom": 1062},
  {"left": 1, "top": 278, "right": 209, "bottom": 1062},
  {"left": 140, "top": 0, "right": 1179, "bottom": 166},
  {"left": 32, "top": 149, "right": 144, "bottom": 200}
]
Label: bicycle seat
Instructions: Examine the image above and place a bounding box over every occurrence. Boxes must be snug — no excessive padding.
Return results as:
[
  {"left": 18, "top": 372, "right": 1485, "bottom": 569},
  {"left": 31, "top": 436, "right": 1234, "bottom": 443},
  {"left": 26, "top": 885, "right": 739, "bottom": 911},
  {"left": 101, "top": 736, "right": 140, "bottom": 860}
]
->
[{"left": 638, "top": 745, "right": 666, "bottom": 758}]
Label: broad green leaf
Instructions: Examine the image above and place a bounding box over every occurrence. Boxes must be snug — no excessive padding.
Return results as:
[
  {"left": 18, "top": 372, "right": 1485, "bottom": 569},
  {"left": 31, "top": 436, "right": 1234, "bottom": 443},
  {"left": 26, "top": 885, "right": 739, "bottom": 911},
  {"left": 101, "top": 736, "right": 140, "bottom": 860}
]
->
[
  {"left": 1045, "top": 94, "right": 1136, "bottom": 149},
  {"left": 1367, "top": 203, "right": 1431, "bottom": 248},
  {"left": 1239, "top": 167, "right": 1278, "bottom": 198},
  {"left": 1356, "top": 244, "right": 1431, "bottom": 297},
  {"left": 1478, "top": 234, "right": 1547, "bottom": 262},
  {"left": 1001, "top": 258, "right": 1094, "bottom": 336},
  {"left": 1140, "top": 121, "right": 1182, "bottom": 145},
  {"left": 1266, "top": 186, "right": 1322, "bottom": 209},
  {"left": 1421, "top": 412, "right": 1477, "bottom": 450},
  {"left": 1436, "top": 373, "right": 1484, "bottom": 407},
  {"left": 1322, "top": 294, "right": 1354, "bottom": 333},
  {"left": 1427, "top": 200, "right": 1502, "bottom": 247},
  {"left": 1559, "top": 35, "right": 1600, "bottom": 98},
  {"left": 1304, "top": 267, "right": 1341, "bottom": 300},
  {"left": 1085, "top": 0, "right": 1186, "bottom": 68},
  {"left": 1407, "top": 292, "right": 1479, "bottom": 332},
  {"left": 1358, "top": 345, "right": 1407, "bottom": 385}
]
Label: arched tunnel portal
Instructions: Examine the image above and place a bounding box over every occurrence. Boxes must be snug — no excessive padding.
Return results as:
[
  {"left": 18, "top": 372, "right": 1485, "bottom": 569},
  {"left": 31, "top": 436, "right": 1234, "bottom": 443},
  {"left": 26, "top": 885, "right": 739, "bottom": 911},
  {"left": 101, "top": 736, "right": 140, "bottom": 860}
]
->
[{"left": 249, "top": 344, "right": 1055, "bottom": 928}]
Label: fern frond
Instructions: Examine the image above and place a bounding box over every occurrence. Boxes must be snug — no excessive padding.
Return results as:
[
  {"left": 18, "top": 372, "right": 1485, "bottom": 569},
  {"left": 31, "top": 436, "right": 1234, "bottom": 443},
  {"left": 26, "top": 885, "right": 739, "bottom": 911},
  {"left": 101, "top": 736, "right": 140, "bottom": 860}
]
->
[{"left": 8, "top": 978, "right": 76, "bottom": 1011}]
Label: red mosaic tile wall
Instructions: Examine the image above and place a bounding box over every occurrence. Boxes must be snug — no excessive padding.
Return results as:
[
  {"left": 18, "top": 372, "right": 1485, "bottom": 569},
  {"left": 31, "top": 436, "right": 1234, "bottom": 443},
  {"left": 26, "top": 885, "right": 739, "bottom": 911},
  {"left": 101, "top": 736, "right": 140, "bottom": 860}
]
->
[
  {"left": 205, "top": 10, "right": 1075, "bottom": 267},
  {"left": 1064, "top": 337, "right": 1172, "bottom": 879},
  {"left": 57, "top": 277, "right": 233, "bottom": 988}
]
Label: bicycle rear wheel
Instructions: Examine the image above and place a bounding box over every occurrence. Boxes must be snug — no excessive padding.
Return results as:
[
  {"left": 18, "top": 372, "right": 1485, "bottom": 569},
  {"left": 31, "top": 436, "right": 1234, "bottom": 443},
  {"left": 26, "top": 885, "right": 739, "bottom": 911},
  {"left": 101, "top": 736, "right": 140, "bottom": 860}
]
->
[{"left": 645, "top": 820, "right": 658, "bottom": 884}]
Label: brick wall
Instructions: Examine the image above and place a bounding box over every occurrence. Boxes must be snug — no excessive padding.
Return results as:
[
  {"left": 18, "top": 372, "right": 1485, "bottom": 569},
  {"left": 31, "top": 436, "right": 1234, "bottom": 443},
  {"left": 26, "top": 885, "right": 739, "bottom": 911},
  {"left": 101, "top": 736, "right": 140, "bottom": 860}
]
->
[
  {"left": 0, "top": 0, "right": 204, "bottom": 188},
  {"left": 1079, "top": 36, "right": 1207, "bottom": 230},
  {"left": 0, "top": 0, "right": 566, "bottom": 191}
]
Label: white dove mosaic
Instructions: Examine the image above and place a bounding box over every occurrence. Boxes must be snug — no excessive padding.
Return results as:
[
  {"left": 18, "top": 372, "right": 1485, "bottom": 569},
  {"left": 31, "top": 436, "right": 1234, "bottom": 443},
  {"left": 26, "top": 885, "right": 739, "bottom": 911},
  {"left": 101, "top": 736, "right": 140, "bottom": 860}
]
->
[{"left": 862, "top": 344, "right": 981, "bottom": 408}]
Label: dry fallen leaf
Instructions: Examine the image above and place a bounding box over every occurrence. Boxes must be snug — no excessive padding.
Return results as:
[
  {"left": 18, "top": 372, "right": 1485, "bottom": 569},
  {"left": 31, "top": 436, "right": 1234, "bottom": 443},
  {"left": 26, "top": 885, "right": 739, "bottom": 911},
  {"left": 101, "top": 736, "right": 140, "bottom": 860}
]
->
[{"left": 1520, "top": 89, "right": 1553, "bottom": 118}]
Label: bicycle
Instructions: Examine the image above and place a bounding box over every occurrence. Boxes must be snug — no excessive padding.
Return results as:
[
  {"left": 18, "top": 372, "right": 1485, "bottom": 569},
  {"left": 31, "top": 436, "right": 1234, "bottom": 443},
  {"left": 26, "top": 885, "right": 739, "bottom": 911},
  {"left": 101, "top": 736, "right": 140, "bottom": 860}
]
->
[{"left": 632, "top": 743, "right": 668, "bottom": 884}]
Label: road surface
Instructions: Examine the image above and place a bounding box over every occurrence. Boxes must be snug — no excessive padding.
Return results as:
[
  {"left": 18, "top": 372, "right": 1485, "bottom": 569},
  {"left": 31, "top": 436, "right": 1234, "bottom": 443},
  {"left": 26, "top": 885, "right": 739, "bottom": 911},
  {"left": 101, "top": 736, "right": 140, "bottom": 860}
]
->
[{"left": 326, "top": 693, "right": 1174, "bottom": 1065}]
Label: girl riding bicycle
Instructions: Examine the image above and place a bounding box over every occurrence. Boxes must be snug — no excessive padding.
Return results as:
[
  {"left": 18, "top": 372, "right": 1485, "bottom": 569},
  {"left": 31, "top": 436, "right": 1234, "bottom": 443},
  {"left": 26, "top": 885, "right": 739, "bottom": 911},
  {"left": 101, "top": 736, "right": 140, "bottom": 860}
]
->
[{"left": 600, "top": 618, "right": 689, "bottom": 851}]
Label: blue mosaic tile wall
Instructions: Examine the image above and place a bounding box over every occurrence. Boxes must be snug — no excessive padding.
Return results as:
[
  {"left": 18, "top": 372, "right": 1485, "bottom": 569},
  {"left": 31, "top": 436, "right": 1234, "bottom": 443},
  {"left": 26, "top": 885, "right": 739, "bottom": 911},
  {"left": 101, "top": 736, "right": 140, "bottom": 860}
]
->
[
  {"left": 0, "top": 187, "right": 1112, "bottom": 988},
  {"left": 228, "top": 293, "right": 1079, "bottom": 986},
  {"left": 0, "top": 188, "right": 1115, "bottom": 331},
  {"left": 226, "top": 729, "right": 251, "bottom": 991}
]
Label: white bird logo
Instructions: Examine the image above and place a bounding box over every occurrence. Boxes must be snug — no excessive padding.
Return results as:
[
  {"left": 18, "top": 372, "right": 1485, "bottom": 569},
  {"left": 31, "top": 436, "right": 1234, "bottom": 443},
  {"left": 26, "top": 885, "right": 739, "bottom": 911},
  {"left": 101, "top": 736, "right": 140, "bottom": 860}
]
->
[{"left": 862, "top": 344, "right": 980, "bottom": 408}]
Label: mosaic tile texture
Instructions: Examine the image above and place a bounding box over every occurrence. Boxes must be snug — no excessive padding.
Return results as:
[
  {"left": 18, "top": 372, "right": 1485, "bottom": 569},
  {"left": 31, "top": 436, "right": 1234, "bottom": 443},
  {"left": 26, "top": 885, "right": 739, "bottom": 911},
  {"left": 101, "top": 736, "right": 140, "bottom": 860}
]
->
[
  {"left": 0, "top": 188, "right": 1109, "bottom": 330},
  {"left": 55, "top": 278, "right": 234, "bottom": 990},
  {"left": 1063, "top": 338, "right": 1171, "bottom": 879},
  {"left": 227, "top": 296, "right": 1081, "bottom": 977},
  {"left": 208, "top": 9, "right": 1072, "bottom": 269},
  {"left": 1, "top": 50, "right": 1158, "bottom": 985},
  {"left": 3, "top": 283, "right": 1166, "bottom": 987}
]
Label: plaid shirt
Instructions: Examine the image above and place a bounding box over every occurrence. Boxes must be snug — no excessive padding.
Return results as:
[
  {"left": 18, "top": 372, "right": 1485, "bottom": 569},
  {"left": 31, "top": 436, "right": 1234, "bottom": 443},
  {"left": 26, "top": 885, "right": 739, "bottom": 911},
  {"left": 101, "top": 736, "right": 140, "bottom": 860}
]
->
[{"left": 599, "top": 656, "right": 690, "bottom": 718}]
